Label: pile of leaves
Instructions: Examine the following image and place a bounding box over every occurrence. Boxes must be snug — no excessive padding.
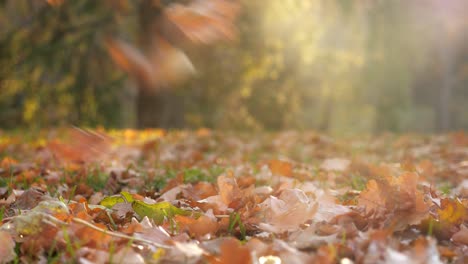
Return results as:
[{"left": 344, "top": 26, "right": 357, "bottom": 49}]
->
[{"left": 0, "top": 129, "right": 467, "bottom": 263}]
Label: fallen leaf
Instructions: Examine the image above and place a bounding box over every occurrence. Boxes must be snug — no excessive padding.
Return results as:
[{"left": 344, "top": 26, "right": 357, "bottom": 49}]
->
[
  {"left": 452, "top": 225, "right": 468, "bottom": 245},
  {"left": 268, "top": 159, "right": 293, "bottom": 177},
  {"left": 0, "top": 231, "right": 16, "bottom": 264},
  {"left": 320, "top": 158, "right": 350, "bottom": 172}
]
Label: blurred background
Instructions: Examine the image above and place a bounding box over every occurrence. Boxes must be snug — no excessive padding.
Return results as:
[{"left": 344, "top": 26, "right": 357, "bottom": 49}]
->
[{"left": 1, "top": 0, "right": 467, "bottom": 135}]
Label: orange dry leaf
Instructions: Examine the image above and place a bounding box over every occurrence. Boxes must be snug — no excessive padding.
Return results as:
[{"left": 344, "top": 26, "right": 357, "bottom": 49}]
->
[
  {"left": 217, "top": 174, "right": 242, "bottom": 206},
  {"left": 72, "top": 222, "right": 113, "bottom": 249},
  {"left": 192, "top": 182, "right": 218, "bottom": 199},
  {"left": 452, "top": 225, "right": 468, "bottom": 245},
  {"left": 358, "top": 180, "right": 384, "bottom": 214},
  {"left": 210, "top": 238, "right": 252, "bottom": 264},
  {"left": 268, "top": 159, "right": 293, "bottom": 177},
  {"left": 438, "top": 198, "right": 467, "bottom": 225},
  {"left": 258, "top": 188, "right": 318, "bottom": 233},
  {"left": 358, "top": 172, "right": 430, "bottom": 230},
  {"left": 0, "top": 157, "right": 18, "bottom": 171},
  {"left": 20, "top": 226, "right": 59, "bottom": 258},
  {"left": 427, "top": 198, "right": 468, "bottom": 240},
  {"left": 175, "top": 214, "right": 219, "bottom": 237},
  {"left": 0, "top": 231, "right": 16, "bottom": 263}
]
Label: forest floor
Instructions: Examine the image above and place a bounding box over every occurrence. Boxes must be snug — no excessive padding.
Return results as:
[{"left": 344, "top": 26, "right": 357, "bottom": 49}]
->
[{"left": 0, "top": 129, "right": 467, "bottom": 263}]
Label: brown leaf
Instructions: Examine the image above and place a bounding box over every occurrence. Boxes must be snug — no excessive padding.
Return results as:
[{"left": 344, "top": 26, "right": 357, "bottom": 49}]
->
[
  {"left": 320, "top": 158, "right": 350, "bottom": 172},
  {"left": 268, "top": 159, "right": 293, "bottom": 177},
  {"left": 358, "top": 172, "right": 430, "bottom": 230},
  {"left": 176, "top": 214, "right": 219, "bottom": 238},
  {"left": 258, "top": 188, "right": 317, "bottom": 233},
  {"left": 217, "top": 174, "right": 242, "bottom": 206},
  {"left": 211, "top": 238, "right": 251, "bottom": 264},
  {"left": 10, "top": 187, "right": 46, "bottom": 210},
  {"left": 0, "top": 231, "right": 16, "bottom": 263}
]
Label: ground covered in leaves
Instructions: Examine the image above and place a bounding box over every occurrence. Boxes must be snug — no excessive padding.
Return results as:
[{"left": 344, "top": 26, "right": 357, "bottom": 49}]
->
[{"left": 0, "top": 129, "right": 467, "bottom": 263}]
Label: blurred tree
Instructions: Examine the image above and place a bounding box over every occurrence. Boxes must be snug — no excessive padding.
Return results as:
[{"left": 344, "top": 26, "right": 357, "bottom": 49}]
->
[
  {"left": 0, "top": 0, "right": 124, "bottom": 128},
  {"left": 1, "top": 0, "right": 467, "bottom": 133}
]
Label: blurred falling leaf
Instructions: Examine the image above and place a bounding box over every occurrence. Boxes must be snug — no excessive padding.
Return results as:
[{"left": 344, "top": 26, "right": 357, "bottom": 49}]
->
[
  {"left": 105, "top": 0, "right": 240, "bottom": 91},
  {"left": 46, "top": 0, "right": 64, "bottom": 7},
  {"left": 162, "top": 0, "right": 240, "bottom": 44},
  {"left": 48, "top": 127, "right": 112, "bottom": 165}
]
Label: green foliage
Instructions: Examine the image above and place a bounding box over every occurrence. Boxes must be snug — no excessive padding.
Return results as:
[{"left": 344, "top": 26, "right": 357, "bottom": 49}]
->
[
  {"left": 85, "top": 169, "right": 108, "bottom": 191},
  {"left": 153, "top": 169, "right": 177, "bottom": 190},
  {"left": 0, "top": 0, "right": 124, "bottom": 128}
]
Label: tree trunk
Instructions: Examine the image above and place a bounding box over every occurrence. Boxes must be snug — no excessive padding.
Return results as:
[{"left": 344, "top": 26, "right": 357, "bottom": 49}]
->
[
  {"left": 135, "top": 0, "right": 185, "bottom": 129},
  {"left": 436, "top": 30, "right": 455, "bottom": 132}
]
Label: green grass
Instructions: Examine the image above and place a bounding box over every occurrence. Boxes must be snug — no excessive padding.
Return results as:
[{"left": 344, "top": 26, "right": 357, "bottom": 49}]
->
[
  {"left": 438, "top": 182, "right": 452, "bottom": 196},
  {"left": 228, "top": 212, "right": 246, "bottom": 240},
  {"left": 184, "top": 167, "right": 222, "bottom": 184},
  {"left": 85, "top": 169, "right": 108, "bottom": 191},
  {"left": 350, "top": 174, "right": 367, "bottom": 191}
]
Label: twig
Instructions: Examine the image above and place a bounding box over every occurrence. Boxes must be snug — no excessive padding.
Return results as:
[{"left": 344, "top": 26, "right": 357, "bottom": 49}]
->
[
  {"left": 71, "top": 217, "right": 171, "bottom": 249},
  {"left": 30, "top": 213, "right": 171, "bottom": 249}
]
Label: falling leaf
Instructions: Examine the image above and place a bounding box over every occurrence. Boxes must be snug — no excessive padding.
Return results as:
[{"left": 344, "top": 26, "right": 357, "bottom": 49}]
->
[
  {"left": 105, "top": 0, "right": 239, "bottom": 91},
  {"left": 47, "top": 127, "right": 112, "bottom": 165}
]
